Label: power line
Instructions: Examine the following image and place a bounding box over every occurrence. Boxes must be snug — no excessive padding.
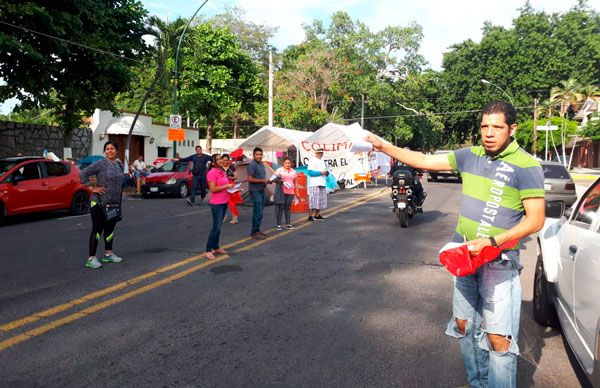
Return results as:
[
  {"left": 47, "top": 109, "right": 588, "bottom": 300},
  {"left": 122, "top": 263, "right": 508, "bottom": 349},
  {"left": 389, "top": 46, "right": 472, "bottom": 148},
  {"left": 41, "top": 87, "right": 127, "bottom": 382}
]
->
[
  {"left": 0, "top": 20, "right": 147, "bottom": 66},
  {"left": 343, "top": 106, "right": 534, "bottom": 121}
]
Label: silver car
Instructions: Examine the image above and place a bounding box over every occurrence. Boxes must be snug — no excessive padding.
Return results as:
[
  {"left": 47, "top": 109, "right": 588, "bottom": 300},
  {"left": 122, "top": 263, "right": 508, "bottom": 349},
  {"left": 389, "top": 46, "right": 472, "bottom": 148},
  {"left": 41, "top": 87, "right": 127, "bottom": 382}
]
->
[
  {"left": 541, "top": 161, "right": 577, "bottom": 208},
  {"left": 535, "top": 178, "right": 600, "bottom": 386}
]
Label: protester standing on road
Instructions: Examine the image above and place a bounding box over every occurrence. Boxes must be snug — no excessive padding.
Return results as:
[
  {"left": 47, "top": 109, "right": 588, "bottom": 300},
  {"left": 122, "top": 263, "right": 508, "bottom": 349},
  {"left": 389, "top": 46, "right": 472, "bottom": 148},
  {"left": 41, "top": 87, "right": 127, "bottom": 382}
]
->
[
  {"left": 367, "top": 101, "right": 545, "bottom": 388},
  {"left": 178, "top": 146, "right": 211, "bottom": 206},
  {"left": 274, "top": 157, "right": 298, "bottom": 230},
  {"left": 306, "top": 147, "right": 328, "bottom": 222},
  {"left": 80, "top": 141, "right": 126, "bottom": 269},
  {"left": 247, "top": 147, "right": 273, "bottom": 240},
  {"left": 205, "top": 154, "right": 233, "bottom": 260},
  {"left": 221, "top": 154, "right": 241, "bottom": 224}
]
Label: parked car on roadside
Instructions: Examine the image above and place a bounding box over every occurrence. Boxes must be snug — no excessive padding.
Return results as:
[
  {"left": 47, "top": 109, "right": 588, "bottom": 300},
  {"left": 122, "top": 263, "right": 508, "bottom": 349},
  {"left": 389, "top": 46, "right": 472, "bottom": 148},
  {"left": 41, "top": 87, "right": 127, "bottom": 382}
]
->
[
  {"left": 534, "top": 178, "right": 600, "bottom": 387},
  {"left": 427, "top": 150, "right": 462, "bottom": 182},
  {"left": 541, "top": 161, "right": 577, "bottom": 208},
  {"left": 141, "top": 161, "right": 192, "bottom": 198},
  {"left": 0, "top": 157, "right": 90, "bottom": 225}
]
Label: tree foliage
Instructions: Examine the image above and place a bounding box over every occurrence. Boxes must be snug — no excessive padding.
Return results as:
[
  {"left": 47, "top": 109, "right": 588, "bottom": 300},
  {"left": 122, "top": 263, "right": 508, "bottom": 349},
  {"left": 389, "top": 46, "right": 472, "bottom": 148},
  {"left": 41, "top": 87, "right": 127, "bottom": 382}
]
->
[{"left": 0, "top": 0, "right": 149, "bottom": 145}]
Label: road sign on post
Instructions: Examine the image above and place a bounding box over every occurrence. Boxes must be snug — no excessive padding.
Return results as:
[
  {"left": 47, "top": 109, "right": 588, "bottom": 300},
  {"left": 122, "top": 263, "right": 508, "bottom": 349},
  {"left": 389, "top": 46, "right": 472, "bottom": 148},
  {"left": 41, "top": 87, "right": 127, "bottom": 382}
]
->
[
  {"left": 169, "top": 114, "right": 182, "bottom": 129},
  {"left": 168, "top": 114, "right": 184, "bottom": 142}
]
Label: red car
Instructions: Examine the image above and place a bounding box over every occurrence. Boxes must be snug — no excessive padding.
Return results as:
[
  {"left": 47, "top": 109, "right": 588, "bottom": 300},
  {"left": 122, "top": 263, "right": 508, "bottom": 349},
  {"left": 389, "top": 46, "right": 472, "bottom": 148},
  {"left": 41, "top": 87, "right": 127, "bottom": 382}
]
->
[
  {"left": 0, "top": 157, "right": 90, "bottom": 225},
  {"left": 141, "top": 160, "right": 193, "bottom": 198}
]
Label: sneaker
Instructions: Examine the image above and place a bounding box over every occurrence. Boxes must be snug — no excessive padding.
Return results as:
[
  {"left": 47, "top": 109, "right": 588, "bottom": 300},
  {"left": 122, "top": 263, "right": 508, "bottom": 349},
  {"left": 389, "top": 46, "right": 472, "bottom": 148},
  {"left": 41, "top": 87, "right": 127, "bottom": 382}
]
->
[
  {"left": 276, "top": 225, "right": 283, "bottom": 231},
  {"left": 102, "top": 253, "right": 123, "bottom": 263},
  {"left": 286, "top": 224, "right": 295, "bottom": 230},
  {"left": 85, "top": 257, "right": 102, "bottom": 269},
  {"left": 307, "top": 216, "right": 314, "bottom": 222},
  {"left": 315, "top": 215, "right": 326, "bottom": 220},
  {"left": 186, "top": 199, "right": 194, "bottom": 206},
  {"left": 251, "top": 232, "right": 266, "bottom": 240}
]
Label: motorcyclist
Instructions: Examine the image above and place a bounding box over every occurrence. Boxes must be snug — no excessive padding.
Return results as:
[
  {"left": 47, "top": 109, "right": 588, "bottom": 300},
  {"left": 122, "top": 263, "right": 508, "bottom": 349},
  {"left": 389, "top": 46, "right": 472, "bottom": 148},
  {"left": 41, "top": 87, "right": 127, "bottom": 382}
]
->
[{"left": 390, "top": 159, "right": 426, "bottom": 206}]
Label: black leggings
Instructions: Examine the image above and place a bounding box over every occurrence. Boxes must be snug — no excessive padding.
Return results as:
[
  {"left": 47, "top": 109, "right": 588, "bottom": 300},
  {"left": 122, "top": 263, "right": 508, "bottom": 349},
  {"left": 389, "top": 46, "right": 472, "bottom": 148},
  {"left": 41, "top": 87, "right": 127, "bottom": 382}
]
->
[
  {"left": 276, "top": 194, "right": 294, "bottom": 225},
  {"left": 89, "top": 204, "right": 118, "bottom": 257}
]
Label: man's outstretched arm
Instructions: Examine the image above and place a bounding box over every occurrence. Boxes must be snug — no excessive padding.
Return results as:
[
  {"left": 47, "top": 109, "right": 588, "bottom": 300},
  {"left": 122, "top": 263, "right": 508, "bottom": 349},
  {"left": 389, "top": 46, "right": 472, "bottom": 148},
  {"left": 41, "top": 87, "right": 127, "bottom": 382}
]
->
[{"left": 366, "top": 135, "right": 452, "bottom": 172}]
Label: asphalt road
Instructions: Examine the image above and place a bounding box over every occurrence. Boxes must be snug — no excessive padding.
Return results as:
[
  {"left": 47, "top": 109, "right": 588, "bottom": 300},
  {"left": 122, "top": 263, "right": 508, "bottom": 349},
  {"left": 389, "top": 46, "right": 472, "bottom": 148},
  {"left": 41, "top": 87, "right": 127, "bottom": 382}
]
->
[{"left": 0, "top": 180, "right": 588, "bottom": 387}]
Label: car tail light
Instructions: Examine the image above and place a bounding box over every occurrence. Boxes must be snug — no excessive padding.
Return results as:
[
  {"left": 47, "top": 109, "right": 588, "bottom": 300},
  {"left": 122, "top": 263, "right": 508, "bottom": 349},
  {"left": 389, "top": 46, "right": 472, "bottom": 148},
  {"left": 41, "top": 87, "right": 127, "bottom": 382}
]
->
[{"left": 565, "top": 182, "right": 575, "bottom": 191}]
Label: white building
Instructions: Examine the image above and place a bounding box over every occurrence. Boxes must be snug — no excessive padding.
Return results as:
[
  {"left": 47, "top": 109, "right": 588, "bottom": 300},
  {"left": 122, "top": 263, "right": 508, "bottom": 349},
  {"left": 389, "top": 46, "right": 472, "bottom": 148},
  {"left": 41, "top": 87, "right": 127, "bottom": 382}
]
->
[{"left": 89, "top": 109, "right": 204, "bottom": 164}]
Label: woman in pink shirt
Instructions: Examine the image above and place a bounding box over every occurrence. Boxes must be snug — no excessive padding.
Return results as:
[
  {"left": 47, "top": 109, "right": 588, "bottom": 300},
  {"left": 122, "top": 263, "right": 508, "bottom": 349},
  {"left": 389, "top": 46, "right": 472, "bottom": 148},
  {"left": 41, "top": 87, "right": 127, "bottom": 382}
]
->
[
  {"left": 205, "top": 154, "right": 233, "bottom": 260},
  {"left": 273, "top": 157, "right": 298, "bottom": 230}
]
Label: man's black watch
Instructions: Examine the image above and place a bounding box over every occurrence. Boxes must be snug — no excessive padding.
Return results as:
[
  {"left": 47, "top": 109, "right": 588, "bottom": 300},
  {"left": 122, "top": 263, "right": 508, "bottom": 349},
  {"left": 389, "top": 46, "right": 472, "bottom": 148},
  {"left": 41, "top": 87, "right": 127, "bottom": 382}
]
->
[{"left": 488, "top": 236, "right": 498, "bottom": 247}]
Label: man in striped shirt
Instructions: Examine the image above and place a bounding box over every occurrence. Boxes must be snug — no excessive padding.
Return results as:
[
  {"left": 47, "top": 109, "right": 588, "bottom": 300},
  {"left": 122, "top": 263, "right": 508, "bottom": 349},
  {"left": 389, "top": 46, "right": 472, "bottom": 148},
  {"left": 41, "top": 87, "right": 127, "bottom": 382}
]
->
[{"left": 368, "top": 101, "right": 545, "bottom": 387}]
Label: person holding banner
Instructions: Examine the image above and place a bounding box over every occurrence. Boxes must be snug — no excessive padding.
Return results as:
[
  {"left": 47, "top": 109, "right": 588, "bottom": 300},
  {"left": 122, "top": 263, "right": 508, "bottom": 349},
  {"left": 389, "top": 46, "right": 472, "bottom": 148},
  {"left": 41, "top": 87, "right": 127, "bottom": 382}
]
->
[
  {"left": 306, "top": 148, "right": 329, "bottom": 222},
  {"left": 366, "top": 101, "right": 545, "bottom": 388}
]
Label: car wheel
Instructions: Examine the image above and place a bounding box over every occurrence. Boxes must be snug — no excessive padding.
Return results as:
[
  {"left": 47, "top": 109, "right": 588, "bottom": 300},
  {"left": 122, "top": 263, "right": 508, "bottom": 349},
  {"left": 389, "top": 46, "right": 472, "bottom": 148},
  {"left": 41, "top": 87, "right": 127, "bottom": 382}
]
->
[
  {"left": 533, "top": 246, "right": 559, "bottom": 328},
  {"left": 178, "top": 182, "right": 189, "bottom": 198},
  {"left": 0, "top": 203, "right": 4, "bottom": 226},
  {"left": 69, "top": 191, "right": 90, "bottom": 215}
]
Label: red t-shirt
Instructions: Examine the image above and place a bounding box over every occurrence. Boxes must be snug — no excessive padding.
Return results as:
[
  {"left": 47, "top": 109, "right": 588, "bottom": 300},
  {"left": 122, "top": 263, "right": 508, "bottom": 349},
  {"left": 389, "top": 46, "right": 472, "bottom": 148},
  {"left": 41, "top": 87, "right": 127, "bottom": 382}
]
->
[{"left": 206, "top": 168, "right": 230, "bottom": 205}]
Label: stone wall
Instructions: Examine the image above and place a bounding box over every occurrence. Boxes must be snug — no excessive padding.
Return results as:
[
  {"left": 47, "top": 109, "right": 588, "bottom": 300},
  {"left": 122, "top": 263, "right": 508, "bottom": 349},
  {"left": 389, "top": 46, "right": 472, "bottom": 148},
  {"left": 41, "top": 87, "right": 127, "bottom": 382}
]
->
[{"left": 0, "top": 121, "right": 92, "bottom": 159}]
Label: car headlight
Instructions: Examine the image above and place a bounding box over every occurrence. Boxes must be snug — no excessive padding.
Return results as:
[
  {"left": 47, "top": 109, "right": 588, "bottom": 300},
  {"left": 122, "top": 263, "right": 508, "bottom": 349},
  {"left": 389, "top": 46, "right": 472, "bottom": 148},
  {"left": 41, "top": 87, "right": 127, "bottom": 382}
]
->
[{"left": 166, "top": 178, "right": 177, "bottom": 185}]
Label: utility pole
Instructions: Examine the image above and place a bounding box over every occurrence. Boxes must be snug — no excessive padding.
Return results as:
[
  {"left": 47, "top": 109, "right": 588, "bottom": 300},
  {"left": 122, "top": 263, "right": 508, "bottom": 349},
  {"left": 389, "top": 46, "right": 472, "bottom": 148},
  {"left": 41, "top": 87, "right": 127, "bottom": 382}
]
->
[
  {"left": 361, "top": 94, "right": 365, "bottom": 128},
  {"left": 268, "top": 49, "right": 274, "bottom": 127},
  {"left": 171, "top": 0, "right": 208, "bottom": 157},
  {"left": 533, "top": 97, "right": 538, "bottom": 157}
]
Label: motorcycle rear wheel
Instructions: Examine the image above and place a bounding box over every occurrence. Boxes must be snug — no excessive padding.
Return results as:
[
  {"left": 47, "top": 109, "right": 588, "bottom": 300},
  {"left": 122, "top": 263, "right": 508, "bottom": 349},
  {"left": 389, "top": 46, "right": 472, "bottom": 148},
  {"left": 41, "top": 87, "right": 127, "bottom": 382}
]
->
[{"left": 398, "top": 210, "right": 409, "bottom": 228}]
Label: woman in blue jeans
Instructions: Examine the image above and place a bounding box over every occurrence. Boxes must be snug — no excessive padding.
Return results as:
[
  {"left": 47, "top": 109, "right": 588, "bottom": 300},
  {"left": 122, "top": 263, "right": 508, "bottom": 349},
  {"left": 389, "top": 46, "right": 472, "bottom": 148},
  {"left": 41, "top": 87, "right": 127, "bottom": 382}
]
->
[{"left": 205, "top": 154, "right": 233, "bottom": 260}]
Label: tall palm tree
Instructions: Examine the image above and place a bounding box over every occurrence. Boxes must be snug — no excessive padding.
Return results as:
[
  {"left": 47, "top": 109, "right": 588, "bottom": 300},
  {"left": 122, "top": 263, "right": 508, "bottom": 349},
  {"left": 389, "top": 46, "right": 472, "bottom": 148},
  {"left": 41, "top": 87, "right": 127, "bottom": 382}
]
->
[{"left": 550, "top": 78, "right": 583, "bottom": 165}]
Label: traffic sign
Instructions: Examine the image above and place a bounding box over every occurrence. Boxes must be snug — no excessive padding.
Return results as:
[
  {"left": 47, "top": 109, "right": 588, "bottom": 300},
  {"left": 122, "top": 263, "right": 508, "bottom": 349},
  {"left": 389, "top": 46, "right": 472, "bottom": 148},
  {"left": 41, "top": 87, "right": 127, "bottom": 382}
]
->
[
  {"left": 168, "top": 128, "right": 185, "bottom": 141},
  {"left": 169, "top": 114, "right": 182, "bottom": 129}
]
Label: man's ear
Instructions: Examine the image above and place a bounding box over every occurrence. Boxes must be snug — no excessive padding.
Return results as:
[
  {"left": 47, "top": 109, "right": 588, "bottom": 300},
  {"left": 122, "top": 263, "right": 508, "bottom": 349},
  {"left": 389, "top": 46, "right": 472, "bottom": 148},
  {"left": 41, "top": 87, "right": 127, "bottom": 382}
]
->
[{"left": 509, "top": 124, "right": 517, "bottom": 138}]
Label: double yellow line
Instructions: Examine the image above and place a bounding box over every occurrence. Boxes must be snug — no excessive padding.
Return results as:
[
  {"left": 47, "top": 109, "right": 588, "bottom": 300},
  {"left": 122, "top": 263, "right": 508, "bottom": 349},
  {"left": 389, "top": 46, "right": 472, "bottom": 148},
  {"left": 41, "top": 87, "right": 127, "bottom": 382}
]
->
[{"left": 0, "top": 188, "right": 387, "bottom": 351}]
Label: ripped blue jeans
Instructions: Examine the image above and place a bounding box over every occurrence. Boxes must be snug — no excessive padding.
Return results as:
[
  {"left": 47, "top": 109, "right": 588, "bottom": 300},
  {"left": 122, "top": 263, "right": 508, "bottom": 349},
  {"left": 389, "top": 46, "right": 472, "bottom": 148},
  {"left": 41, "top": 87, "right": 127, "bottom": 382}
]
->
[{"left": 445, "top": 250, "right": 521, "bottom": 388}]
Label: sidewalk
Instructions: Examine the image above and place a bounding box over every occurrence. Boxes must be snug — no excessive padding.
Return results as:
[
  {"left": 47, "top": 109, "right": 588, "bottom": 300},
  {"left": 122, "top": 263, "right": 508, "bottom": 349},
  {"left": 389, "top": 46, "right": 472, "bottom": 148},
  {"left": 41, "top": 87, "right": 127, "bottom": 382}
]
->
[{"left": 571, "top": 167, "right": 600, "bottom": 182}]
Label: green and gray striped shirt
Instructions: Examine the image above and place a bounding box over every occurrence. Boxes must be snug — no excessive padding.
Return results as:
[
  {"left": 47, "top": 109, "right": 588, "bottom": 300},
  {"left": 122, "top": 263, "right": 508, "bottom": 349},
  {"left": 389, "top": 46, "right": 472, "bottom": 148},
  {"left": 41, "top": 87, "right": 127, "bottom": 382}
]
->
[{"left": 447, "top": 140, "right": 545, "bottom": 245}]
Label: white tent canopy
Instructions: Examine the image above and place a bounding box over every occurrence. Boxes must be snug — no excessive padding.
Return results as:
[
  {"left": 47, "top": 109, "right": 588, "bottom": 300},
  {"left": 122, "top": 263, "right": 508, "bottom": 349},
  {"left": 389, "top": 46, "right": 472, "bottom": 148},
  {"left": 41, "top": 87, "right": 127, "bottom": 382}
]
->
[
  {"left": 303, "top": 122, "right": 373, "bottom": 146},
  {"left": 239, "top": 126, "right": 311, "bottom": 151}
]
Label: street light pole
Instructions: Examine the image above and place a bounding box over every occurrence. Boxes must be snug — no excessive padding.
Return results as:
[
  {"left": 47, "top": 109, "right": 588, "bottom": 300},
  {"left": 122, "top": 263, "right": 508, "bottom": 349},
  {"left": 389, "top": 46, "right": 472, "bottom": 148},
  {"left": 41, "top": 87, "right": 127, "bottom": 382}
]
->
[
  {"left": 481, "top": 79, "right": 514, "bottom": 106},
  {"left": 171, "top": 0, "right": 208, "bottom": 157}
]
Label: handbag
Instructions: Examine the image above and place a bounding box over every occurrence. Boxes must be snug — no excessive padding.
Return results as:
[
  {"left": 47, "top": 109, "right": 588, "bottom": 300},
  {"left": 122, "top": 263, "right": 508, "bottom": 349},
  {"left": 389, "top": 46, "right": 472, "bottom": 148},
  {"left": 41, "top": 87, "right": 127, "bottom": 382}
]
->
[{"left": 104, "top": 204, "right": 122, "bottom": 222}]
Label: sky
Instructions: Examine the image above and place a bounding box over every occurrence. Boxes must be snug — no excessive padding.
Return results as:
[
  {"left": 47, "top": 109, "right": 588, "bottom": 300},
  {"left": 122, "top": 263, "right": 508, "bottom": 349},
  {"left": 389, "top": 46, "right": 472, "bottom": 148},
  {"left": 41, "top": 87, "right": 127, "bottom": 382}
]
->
[{"left": 0, "top": 0, "right": 585, "bottom": 114}]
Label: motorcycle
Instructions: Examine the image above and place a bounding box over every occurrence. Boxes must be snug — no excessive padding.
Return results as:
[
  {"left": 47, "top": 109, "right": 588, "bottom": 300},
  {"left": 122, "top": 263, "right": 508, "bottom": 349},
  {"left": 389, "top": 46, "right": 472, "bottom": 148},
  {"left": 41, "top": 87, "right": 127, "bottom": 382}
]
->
[{"left": 390, "top": 169, "right": 423, "bottom": 227}]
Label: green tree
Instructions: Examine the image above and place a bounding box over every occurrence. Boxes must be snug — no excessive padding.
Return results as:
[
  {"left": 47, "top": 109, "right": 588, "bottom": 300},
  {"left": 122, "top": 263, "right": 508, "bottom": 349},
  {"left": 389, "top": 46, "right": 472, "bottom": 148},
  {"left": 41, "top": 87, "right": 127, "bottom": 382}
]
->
[
  {"left": 550, "top": 78, "right": 584, "bottom": 163},
  {"left": 178, "top": 23, "right": 264, "bottom": 151},
  {"left": 0, "top": 1, "right": 149, "bottom": 146}
]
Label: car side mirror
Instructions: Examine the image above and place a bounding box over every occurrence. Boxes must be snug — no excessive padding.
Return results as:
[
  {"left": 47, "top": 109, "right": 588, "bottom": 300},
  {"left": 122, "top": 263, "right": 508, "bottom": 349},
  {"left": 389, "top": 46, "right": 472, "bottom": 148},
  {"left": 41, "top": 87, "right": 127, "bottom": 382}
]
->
[
  {"left": 545, "top": 200, "right": 565, "bottom": 219},
  {"left": 11, "top": 174, "right": 25, "bottom": 185}
]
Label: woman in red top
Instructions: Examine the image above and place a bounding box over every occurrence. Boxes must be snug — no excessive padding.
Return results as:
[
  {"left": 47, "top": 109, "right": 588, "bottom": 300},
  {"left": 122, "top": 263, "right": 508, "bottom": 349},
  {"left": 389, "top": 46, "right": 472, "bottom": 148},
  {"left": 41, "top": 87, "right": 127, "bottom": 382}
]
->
[{"left": 205, "top": 154, "right": 233, "bottom": 260}]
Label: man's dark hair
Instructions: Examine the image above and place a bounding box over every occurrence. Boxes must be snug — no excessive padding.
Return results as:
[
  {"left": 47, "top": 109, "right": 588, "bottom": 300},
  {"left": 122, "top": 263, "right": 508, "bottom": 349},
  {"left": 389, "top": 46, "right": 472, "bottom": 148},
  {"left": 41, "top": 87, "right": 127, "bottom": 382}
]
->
[
  {"left": 481, "top": 101, "right": 517, "bottom": 126},
  {"left": 253, "top": 147, "right": 263, "bottom": 155},
  {"left": 195, "top": 146, "right": 202, "bottom": 150}
]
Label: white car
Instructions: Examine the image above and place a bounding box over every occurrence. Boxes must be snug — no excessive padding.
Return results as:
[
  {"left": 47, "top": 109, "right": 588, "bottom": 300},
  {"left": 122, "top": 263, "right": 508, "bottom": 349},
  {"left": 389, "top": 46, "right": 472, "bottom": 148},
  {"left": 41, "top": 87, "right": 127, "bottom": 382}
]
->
[{"left": 535, "top": 177, "right": 600, "bottom": 387}]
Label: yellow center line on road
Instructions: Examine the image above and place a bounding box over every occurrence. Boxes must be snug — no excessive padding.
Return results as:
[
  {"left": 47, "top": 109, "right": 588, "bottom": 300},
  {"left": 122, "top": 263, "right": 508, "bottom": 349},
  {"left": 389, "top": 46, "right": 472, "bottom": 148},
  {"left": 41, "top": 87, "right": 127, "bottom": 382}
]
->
[
  {"left": 0, "top": 255, "right": 231, "bottom": 351},
  {"left": 0, "top": 188, "right": 387, "bottom": 343}
]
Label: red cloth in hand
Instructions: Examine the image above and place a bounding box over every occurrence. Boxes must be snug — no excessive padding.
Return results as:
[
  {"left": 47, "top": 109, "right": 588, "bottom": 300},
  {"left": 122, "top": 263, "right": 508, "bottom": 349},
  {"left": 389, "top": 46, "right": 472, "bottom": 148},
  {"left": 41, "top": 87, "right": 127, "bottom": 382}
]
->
[{"left": 439, "top": 239, "right": 519, "bottom": 277}]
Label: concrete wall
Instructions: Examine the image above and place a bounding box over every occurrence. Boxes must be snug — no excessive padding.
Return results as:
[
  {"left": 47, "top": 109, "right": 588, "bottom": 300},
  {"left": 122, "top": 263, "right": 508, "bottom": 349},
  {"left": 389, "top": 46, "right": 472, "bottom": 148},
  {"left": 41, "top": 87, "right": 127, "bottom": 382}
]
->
[{"left": 0, "top": 121, "right": 91, "bottom": 159}]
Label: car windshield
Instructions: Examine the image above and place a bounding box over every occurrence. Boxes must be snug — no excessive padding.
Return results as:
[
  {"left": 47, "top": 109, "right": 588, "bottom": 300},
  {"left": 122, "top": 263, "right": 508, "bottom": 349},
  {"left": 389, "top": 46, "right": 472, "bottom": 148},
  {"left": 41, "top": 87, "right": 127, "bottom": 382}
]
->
[
  {"left": 542, "top": 164, "right": 570, "bottom": 179},
  {"left": 0, "top": 161, "right": 18, "bottom": 175},
  {"left": 155, "top": 161, "right": 188, "bottom": 173}
]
